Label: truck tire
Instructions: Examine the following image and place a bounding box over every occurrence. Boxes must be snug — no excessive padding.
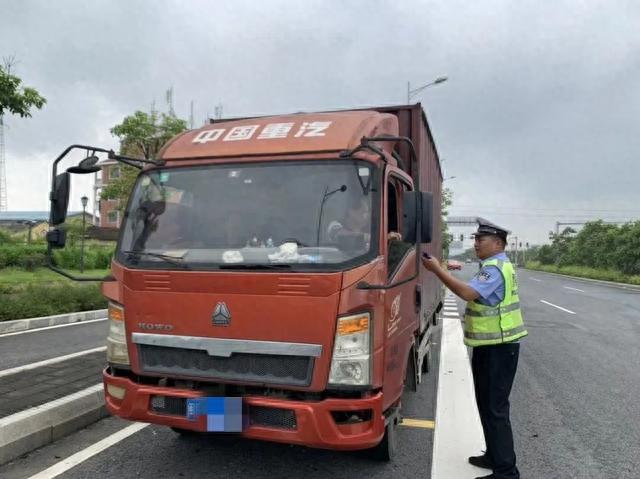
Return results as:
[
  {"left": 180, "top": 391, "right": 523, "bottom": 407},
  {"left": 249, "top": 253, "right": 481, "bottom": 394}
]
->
[
  {"left": 366, "top": 413, "right": 399, "bottom": 461},
  {"left": 422, "top": 349, "right": 431, "bottom": 374},
  {"left": 170, "top": 427, "right": 201, "bottom": 437}
]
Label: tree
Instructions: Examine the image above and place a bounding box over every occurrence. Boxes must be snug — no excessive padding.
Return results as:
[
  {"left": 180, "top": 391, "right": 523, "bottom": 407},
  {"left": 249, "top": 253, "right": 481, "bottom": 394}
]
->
[
  {"left": 101, "top": 111, "right": 187, "bottom": 209},
  {"left": 0, "top": 59, "right": 46, "bottom": 118},
  {"left": 441, "top": 187, "right": 453, "bottom": 259}
]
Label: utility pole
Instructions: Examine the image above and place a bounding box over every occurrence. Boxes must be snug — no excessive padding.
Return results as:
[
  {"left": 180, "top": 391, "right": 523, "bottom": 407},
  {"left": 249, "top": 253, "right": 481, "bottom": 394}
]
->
[
  {"left": 0, "top": 114, "right": 6, "bottom": 211},
  {"left": 511, "top": 235, "right": 519, "bottom": 266},
  {"left": 166, "top": 86, "right": 175, "bottom": 116},
  {"left": 214, "top": 103, "right": 223, "bottom": 120},
  {"left": 189, "top": 100, "right": 194, "bottom": 129}
]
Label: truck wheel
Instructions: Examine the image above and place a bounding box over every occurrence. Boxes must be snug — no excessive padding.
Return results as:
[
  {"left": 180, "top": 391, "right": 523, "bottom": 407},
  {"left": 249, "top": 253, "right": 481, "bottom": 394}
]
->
[
  {"left": 367, "top": 414, "right": 399, "bottom": 461},
  {"left": 422, "top": 350, "right": 431, "bottom": 374}
]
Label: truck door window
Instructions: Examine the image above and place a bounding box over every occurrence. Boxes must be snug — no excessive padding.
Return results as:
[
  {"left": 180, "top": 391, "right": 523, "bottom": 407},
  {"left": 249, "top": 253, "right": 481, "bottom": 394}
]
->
[{"left": 387, "top": 176, "right": 413, "bottom": 278}]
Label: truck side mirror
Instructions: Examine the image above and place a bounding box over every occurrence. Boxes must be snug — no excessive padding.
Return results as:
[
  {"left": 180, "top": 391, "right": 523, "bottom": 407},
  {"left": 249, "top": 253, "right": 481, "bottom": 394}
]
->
[
  {"left": 420, "top": 192, "right": 433, "bottom": 244},
  {"left": 51, "top": 172, "right": 70, "bottom": 226},
  {"left": 402, "top": 191, "right": 418, "bottom": 244},
  {"left": 46, "top": 228, "right": 67, "bottom": 249}
]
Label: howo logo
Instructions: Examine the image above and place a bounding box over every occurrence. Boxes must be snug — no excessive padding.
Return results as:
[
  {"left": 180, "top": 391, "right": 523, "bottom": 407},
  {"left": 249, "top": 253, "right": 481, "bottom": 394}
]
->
[
  {"left": 138, "top": 323, "right": 173, "bottom": 331},
  {"left": 212, "top": 302, "right": 231, "bottom": 326}
]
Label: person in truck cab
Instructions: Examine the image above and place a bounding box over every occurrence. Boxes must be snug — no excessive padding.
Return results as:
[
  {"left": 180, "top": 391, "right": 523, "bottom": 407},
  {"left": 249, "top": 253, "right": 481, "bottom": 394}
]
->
[
  {"left": 326, "top": 196, "right": 372, "bottom": 247},
  {"left": 327, "top": 196, "right": 403, "bottom": 247},
  {"left": 421, "top": 220, "right": 527, "bottom": 479}
]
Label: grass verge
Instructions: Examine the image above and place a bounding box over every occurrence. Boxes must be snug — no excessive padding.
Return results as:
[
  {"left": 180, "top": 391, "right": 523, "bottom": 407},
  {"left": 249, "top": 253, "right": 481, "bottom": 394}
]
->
[
  {"left": 0, "top": 267, "right": 109, "bottom": 321},
  {"left": 525, "top": 261, "right": 640, "bottom": 286}
]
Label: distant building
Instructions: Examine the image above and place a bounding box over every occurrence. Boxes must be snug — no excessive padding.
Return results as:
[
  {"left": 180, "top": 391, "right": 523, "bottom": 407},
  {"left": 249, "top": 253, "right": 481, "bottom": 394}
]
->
[
  {"left": 93, "top": 159, "right": 122, "bottom": 228},
  {"left": 0, "top": 211, "right": 96, "bottom": 241}
]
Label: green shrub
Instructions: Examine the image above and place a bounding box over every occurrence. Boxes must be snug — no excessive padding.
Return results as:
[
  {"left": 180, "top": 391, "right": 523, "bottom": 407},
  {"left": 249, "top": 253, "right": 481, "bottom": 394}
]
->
[
  {"left": 0, "top": 244, "right": 114, "bottom": 270},
  {"left": 0, "top": 229, "right": 15, "bottom": 245},
  {"left": 0, "top": 282, "right": 107, "bottom": 321},
  {"left": 51, "top": 246, "right": 114, "bottom": 270},
  {"left": 0, "top": 245, "right": 48, "bottom": 268}
]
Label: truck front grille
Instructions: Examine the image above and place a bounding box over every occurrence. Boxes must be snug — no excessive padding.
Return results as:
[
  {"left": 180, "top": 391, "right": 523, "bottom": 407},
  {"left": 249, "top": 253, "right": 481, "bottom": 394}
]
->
[
  {"left": 138, "top": 344, "right": 314, "bottom": 386},
  {"left": 249, "top": 406, "right": 297, "bottom": 430},
  {"left": 150, "top": 395, "right": 187, "bottom": 416}
]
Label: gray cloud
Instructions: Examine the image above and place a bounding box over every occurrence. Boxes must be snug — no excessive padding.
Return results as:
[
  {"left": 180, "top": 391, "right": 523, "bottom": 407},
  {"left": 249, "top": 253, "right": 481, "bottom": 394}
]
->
[{"left": 1, "top": 0, "right": 639, "bottom": 242}]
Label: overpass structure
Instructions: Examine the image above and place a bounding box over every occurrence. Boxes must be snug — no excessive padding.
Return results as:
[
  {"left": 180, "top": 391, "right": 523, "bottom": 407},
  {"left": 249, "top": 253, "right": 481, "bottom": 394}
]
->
[{"left": 446, "top": 216, "right": 488, "bottom": 226}]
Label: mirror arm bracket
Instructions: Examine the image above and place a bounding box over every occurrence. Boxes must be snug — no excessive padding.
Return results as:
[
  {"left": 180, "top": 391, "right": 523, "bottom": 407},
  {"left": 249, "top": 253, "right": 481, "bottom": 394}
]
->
[{"left": 108, "top": 151, "right": 165, "bottom": 168}]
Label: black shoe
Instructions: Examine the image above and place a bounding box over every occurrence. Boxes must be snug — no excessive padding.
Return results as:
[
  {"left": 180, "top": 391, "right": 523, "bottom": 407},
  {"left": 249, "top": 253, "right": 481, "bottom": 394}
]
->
[{"left": 468, "top": 454, "right": 493, "bottom": 470}]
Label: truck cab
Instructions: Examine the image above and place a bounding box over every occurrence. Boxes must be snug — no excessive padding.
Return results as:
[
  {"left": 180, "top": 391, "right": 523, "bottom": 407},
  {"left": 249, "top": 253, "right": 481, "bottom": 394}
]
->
[{"left": 47, "top": 106, "right": 443, "bottom": 460}]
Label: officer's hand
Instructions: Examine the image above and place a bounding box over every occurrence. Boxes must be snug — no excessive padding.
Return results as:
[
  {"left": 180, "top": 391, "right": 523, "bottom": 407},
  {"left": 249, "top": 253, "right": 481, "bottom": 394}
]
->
[{"left": 421, "top": 254, "right": 441, "bottom": 272}]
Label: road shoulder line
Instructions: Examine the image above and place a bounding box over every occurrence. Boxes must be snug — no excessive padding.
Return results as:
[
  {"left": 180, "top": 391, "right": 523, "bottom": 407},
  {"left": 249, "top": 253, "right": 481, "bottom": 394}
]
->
[
  {"left": 27, "top": 422, "right": 148, "bottom": 479},
  {"left": 0, "top": 347, "right": 107, "bottom": 378},
  {"left": 431, "top": 292, "right": 485, "bottom": 479}
]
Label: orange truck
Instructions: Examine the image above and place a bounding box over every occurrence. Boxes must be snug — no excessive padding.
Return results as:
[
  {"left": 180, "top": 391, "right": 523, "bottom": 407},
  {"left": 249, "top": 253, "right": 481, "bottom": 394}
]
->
[{"left": 46, "top": 104, "right": 443, "bottom": 460}]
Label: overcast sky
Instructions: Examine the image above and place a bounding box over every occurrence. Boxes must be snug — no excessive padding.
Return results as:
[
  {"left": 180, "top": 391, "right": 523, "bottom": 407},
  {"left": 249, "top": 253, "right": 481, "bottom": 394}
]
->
[{"left": 1, "top": 0, "right": 639, "bottom": 245}]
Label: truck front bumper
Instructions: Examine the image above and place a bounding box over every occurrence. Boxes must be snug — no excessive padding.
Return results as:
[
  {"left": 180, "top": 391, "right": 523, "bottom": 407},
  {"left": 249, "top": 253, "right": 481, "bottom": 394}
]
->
[{"left": 103, "top": 368, "right": 385, "bottom": 451}]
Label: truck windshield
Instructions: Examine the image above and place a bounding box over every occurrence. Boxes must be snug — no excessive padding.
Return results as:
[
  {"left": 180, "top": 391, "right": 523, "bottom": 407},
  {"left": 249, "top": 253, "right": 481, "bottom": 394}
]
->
[{"left": 116, "top": 160, "right": 379, "bottom": 270}]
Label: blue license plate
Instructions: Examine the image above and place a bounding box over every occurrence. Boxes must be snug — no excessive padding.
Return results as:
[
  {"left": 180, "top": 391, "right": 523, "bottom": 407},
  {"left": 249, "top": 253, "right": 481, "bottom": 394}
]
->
[{"left": 186, "top": 397, "right": 243, "bottom": 432}]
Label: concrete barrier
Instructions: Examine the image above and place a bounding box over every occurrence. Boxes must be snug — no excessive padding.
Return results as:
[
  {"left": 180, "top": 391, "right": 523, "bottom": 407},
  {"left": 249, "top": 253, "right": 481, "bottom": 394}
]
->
[
  {"left": 0, "top": 385, "right": 107, "bottom": 465},
  {"left": 0, "top": 309, "right": 108, "bottom": 335}
]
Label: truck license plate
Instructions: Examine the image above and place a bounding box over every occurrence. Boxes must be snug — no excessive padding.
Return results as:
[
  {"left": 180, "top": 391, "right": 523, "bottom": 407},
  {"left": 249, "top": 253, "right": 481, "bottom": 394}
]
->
[{"left": 186, "top": 397, "right": 243, "bottom": 432}]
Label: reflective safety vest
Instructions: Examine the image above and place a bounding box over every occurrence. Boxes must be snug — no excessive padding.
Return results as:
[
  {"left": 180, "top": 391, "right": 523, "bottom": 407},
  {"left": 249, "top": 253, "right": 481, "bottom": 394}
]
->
[{"left": 464, "top": 258, "right": 528, "bottom": 347}]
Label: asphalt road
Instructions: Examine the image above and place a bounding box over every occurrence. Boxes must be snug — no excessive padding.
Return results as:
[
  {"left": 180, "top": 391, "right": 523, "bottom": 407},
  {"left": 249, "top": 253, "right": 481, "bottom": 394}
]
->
[
  {"left": 4, "top": 263, "right": 638, "bottom": 478},
  {"left": 451, "top": 264, "right": 640, "bottom": 479},
  {"left": 0, "top": 320, "right": 108, "bottom": 370},
  {"left": 0, "top": 319, "right": 442, "bottom": 479}
]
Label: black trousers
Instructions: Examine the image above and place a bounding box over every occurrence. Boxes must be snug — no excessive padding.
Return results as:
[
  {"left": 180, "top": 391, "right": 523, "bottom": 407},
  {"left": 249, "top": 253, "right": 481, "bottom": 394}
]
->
[{"left": 472, "top": 342, "right": 520, "bottom": 479}]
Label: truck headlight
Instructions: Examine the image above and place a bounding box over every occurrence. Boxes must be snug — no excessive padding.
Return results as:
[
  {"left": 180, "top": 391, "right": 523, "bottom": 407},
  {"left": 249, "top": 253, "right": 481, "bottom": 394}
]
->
[
  {"left": 328, "top": 312, "right": 371, "bottom": 387},
  {"left": 107, "top": 302, "right": 130, "bottom": 365}
]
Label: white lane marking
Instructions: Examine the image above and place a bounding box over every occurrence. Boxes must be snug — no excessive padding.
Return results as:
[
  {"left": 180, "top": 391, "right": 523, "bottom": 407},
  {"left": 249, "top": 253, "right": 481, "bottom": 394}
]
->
[
  {"left": 432, "top": 301, "right": 485, "bottom": 478},
  {"left": 530, "top": 278, "right": 542, "bottom": 282},
  {"left": 0, "top": 346, "right": 106, "bottom": 378},
  {"left": 0, "top": 318, "right": 107, "bottom": 338},
  {"left": 27, "top": 422, "right": 149, "bottom": 479},
  {"left": 540, "top": 300, "right": 576, "bottom": 315},
  {"left": 443, "top": 312, "right": 459, "bottom": 317},
  {"left": 564, "top": 286, "right": 585, "bottom": 293}
]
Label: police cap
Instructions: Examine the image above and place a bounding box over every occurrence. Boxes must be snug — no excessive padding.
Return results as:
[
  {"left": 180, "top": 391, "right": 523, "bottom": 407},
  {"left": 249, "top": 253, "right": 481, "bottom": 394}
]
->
[{"left": 472, "top": 219, "right": 510, "bottom": 241}]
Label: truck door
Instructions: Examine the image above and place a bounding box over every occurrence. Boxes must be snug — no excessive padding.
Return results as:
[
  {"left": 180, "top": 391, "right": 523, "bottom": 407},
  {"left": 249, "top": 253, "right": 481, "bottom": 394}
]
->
[{"left": 382, "top": 174, "right": 418, "bottom": 409}]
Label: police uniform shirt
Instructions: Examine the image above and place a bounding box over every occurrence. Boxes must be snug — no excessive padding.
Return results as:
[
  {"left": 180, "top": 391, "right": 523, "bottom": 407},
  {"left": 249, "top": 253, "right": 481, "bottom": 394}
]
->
[{"left": 467, "top": 252, "right": 508, "bottom": 307}]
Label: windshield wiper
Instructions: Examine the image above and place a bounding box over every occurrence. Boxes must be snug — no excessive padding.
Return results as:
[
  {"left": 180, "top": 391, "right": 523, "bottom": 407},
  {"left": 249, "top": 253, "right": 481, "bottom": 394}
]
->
[
  {"left": 121, "top": 250, "right": 191, "bottom": 270},
  {"left": 218, "top": 263, "right": 292, "bottom": 270}
]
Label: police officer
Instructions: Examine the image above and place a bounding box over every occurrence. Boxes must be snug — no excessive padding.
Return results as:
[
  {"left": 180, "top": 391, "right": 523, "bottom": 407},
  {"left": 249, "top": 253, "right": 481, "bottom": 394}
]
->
[{"left": 421, "top": 220, "right": 527, "bottom": 479}]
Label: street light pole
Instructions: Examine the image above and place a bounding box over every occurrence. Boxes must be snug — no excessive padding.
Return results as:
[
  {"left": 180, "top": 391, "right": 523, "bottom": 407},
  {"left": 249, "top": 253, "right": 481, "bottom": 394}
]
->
[
  {"left": 80, "top": 196, "right": 88, "bottom": 273},
  {"left": 407, "top": 76, "right": 448, "bottom": 103}
]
